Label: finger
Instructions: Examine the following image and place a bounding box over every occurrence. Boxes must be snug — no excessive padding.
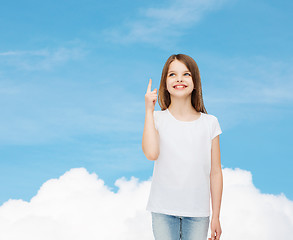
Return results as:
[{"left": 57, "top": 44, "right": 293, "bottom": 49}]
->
[{"left": 146, "top": 78, "right": 152, "bottom": 93}]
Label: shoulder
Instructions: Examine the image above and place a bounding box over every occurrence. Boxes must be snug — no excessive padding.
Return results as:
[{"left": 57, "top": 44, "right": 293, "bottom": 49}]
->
[
  {"left": 154, "top": 109, "right": 168, "bottom": 117},
  {"left": 201, "top": 112, "right": 221, "bottom": 130},
  {"left": 153, "top": 109, "right": 168, "bottom": 128},
  {"left": 202, "top": 112, "right": 222, "bottom": 140},
  {"left": 201, "top": 112, "right": 218, "bottom": 122},
  {"left": 154, "top": 109, "right": 167, "bottom": 113}
]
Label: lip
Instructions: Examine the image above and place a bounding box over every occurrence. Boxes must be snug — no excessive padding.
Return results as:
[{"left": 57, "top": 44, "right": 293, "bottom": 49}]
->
[{"left": 173, "top": 84, "right": 187, "bottom": 89}]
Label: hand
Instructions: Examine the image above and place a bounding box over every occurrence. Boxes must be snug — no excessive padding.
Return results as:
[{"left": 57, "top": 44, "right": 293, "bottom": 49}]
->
[
  {"left": 208, "top": 217, "right": 222, "bottom": 240},
  {"left": 145, "top": 78, "right": 157, "bottom": 112}
]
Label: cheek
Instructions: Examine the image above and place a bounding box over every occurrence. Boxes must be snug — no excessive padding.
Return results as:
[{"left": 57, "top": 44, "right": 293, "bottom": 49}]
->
[
  {"left": 166, "top": 84, "right": 173, "bottom": 91},
  {"left": 166, "top": 79, "right": 173, "bottom": 88},
  {"left": 188, "top": 78, "right": 194, "bottom": 87}
]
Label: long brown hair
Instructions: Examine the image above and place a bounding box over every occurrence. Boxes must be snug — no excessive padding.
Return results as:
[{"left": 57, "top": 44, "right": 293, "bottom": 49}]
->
[{"left": 158, "top": 54, "right": 207, "bottom": 114}]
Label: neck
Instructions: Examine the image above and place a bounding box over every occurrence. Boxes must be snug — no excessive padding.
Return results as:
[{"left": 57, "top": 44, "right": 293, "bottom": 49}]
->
[{"left": 168, "top": 96, "right": 195, "bottom": 114}]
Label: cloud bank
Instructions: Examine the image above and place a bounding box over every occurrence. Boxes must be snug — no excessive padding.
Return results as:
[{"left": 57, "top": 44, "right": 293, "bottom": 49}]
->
[{"left": 0, "top": 167, "right": 292, "bottom": 240}]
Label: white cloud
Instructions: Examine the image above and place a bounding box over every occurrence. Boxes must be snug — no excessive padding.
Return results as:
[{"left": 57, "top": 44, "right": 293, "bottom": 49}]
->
[
  {"left": 0, "top": 168, "right": 153, "bottom": 240},
  {"left": 0, "top": 167, "right": 292, "bottom": 240},
  {"left": 102, "top": 0, "right": 229, "bottom": 46}
]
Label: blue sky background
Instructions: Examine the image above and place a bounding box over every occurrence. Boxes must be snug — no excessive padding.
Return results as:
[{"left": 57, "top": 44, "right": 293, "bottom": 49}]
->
[{"left": 0, "top": 0, "right": 292, "bottom": 205}]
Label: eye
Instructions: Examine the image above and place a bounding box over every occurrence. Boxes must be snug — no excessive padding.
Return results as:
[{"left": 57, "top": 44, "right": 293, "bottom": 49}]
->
[{"left": 168, "top": 73, "right": 190, "bottom": 77}]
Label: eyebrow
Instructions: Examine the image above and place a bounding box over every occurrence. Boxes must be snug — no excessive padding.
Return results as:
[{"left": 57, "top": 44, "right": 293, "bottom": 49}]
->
[{"left": 167, "top": 70, "right": 191, "bottom": 73}]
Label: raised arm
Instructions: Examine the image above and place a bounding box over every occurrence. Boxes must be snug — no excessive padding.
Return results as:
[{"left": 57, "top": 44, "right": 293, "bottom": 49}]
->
[{"left": 142, "top": 78, "right": 160, "bottom": 161}]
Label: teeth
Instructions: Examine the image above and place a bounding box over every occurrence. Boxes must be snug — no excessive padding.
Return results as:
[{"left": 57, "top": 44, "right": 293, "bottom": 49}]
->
[{"left": 174, "top": 86, "right": 185, "bottom": 88}]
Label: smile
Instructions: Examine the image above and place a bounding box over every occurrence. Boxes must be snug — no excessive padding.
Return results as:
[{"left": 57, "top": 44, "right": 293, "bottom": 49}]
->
[{"left": 173, "top": 85, "right": 187, "bottom": 89}]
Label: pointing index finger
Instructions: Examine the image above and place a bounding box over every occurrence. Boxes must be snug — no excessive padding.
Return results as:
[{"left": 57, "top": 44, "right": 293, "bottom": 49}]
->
[{"left": 147, "top": 78, "right": 152, "bottom": 93}]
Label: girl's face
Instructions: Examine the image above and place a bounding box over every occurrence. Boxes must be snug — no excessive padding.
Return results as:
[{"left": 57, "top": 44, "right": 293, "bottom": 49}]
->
[{"left": 166, "top": 59, "right": 194, "bottom": 98}]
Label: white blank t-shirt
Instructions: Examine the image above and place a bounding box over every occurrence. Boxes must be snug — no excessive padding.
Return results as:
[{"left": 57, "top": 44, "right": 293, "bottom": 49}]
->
[{"left": 146, "top": 108, "right": 222, "bottom": 217}]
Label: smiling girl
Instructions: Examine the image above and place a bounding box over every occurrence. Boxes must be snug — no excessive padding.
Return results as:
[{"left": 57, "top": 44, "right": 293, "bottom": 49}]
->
[{"left": 142, "top": 54, "right": 223, "bottom": 240}]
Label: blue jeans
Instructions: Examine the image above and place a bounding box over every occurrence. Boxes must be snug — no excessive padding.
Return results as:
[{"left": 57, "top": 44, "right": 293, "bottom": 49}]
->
[{"left": 151, "top": 212, "right": 210, "bottom": 240}]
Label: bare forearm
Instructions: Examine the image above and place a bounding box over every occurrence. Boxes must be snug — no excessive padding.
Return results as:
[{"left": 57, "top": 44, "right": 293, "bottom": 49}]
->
[
  {"left": 210, "top": 171, "right": 223, "bottom": 219},
  {"left": 142, "top": 110, "right": 159, "bottom": 160}
]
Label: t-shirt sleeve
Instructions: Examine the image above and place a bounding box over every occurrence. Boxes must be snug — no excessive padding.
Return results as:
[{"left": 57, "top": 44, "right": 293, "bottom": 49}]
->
[
  {"left": 153, "top": 111, "right": 159, "bottom": 131},
  {"left": 211, "top": 116, "right": 222, "bottom": 140}
]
